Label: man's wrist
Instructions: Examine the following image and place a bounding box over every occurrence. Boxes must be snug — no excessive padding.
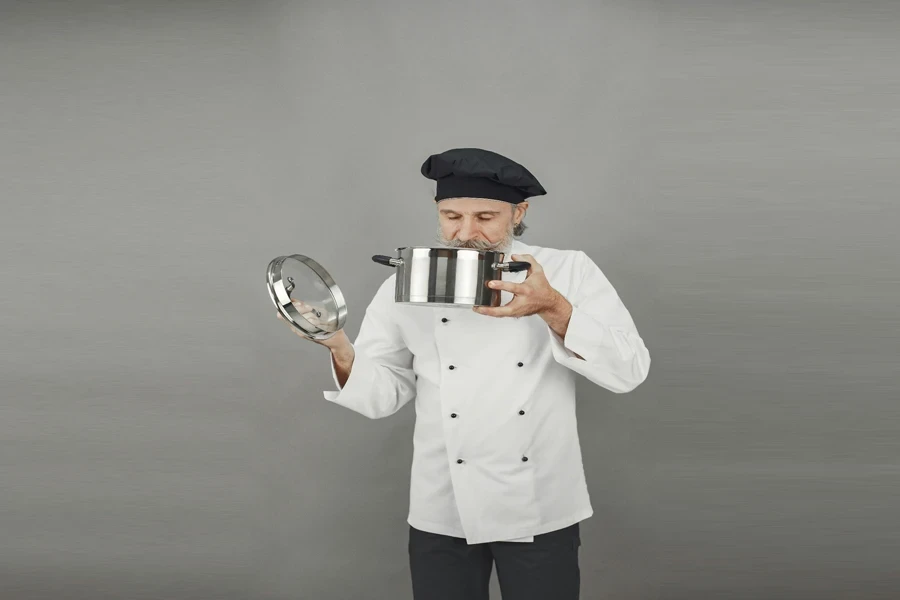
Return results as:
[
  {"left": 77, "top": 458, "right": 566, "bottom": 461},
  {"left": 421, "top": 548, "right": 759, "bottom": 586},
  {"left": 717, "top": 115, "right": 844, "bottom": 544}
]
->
[
  {"left": 540, "top": 292, "right": 573, "bottom": 338},
  {"left": 329, "top": 340, "right": 354, "bottom": 362}
]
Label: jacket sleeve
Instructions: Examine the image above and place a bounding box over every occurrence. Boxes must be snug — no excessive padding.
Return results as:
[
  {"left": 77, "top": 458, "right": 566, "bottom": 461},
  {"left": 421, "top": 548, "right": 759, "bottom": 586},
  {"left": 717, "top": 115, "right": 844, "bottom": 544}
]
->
[
  {"left": 547, "top": 251, "right": 650, "bottom": 393},
  {"left": 322, "top": 276, "right": 417, "bottom": 418}
]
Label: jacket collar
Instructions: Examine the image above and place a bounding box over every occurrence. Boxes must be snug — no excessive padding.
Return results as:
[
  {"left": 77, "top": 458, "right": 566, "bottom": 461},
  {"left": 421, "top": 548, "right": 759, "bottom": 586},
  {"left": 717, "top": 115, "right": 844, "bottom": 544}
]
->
[{"left": 509, "top": 238, "right": 533, "bottom": 256}]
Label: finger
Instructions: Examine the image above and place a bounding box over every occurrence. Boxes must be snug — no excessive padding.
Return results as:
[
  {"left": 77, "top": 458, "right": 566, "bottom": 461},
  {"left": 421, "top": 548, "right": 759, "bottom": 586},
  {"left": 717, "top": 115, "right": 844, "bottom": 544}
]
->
[
  {"left": 511, "top": 254, "right": 539, "bottom": 274},
  {"left": 486, "top": 280, "right": 525, "bottom": 294},
  {"left": 290, "top": 300, "right": 323, "bottom": 321},
  {"left": 291, "top": 300, "right": 314, "bottom": 311},
  {"left": 473, "top": 303, "right": 519, "bottom": 317},
  {"left": 517, "top": 253, "right": 536, "bottom": 264}
]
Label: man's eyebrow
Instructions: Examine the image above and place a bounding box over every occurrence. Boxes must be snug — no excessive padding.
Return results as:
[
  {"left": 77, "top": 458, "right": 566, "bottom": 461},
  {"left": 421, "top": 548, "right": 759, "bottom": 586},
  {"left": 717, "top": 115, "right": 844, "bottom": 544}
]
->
[{"left": 439, "top": 209, "right": 504, "bottom": 215}]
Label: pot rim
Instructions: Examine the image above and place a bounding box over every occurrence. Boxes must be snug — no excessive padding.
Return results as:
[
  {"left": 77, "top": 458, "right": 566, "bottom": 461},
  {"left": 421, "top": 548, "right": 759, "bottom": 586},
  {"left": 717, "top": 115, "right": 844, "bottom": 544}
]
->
[{"left": 392, "top": 246, "right": 507, "bottom": 254}]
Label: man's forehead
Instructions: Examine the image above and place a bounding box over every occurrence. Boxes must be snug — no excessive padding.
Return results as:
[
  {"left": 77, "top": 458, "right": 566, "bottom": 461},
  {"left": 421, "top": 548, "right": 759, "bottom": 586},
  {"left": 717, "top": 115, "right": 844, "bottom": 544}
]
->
[
  {"left": 437, "top": 197, "right": 514, "bottom": 214},
  {"left": 439, "top": 207, "right": 505, "bottom": 215}
]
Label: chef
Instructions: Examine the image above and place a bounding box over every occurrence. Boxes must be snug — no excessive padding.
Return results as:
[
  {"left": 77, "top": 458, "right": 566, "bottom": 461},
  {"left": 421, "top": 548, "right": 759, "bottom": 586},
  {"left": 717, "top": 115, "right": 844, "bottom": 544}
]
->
[{"left": 278, "top": 147, "right": 650, "bottom": 600}]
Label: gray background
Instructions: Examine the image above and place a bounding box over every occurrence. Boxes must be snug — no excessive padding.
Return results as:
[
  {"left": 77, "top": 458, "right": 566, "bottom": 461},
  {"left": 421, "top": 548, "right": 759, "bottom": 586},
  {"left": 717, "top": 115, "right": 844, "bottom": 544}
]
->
[{"left": 2, "top": 1, "right": 898, "bottom": 599}]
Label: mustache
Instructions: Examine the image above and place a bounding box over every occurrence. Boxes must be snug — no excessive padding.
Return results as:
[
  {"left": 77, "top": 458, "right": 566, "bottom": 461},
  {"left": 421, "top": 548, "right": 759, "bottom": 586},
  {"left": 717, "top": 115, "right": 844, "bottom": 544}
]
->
[
  {"left": 434, "top": 225, "right": 514, "bottom": 251},
  {"left": 441, "top": 238, "right": 500, "bottom": 250}
]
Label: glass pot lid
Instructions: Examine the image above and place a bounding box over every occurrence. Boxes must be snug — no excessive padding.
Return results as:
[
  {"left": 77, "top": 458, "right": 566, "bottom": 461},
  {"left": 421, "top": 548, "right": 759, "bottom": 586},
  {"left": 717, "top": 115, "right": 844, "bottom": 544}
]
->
[{"left": 266, "top": 254, "right": 347, "bottom": 340}]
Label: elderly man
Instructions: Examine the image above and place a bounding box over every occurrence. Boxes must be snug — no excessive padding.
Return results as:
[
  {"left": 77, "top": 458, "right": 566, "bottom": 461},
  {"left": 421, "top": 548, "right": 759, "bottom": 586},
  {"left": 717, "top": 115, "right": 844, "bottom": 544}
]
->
[{"left": 279, "top": 148, "right": 650, "bottom": 600}]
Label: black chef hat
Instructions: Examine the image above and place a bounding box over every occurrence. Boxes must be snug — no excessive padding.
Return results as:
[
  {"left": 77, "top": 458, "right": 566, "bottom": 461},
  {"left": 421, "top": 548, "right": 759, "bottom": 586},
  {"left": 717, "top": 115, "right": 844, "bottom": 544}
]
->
[{"left": 420, "top": 147, "right": 547, "bottom": 205}]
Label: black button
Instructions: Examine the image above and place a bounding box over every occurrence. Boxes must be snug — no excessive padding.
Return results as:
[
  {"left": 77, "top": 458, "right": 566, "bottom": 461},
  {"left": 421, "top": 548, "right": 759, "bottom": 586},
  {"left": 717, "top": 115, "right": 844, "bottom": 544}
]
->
[
  {"left": 521, "top": 456, "right": 529, "bottom": 462},
  {"left": 449, "top": 365, "right": 455, "bottom": 370},
  {"left": 517, "top": 362, "right": 524, "bottom": 367},
  {"left": 457, "top": 459, "right": 463, "bottom": 464},
  {"left": 451, "top": 413, "right": 457, "bottom": 418},
  {"left": 441, "top": 318, "right": 448, "bottom": 323},
  {"left": 518, "top": 410, "right": 525, "bottom": 415}
]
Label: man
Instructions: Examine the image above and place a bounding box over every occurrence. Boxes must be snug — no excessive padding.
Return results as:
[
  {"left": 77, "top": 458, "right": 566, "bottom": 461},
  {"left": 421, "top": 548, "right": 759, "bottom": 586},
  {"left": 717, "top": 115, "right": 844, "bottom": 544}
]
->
[{"left": 279, "top": 148, "right": 650, "bottom": 599}]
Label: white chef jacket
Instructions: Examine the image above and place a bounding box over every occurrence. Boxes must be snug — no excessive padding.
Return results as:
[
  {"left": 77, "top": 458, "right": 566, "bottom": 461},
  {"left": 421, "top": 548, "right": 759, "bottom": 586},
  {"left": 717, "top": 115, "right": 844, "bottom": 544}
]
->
[{"left": 323, "top": 239, "right": 650, "bottom": 545}]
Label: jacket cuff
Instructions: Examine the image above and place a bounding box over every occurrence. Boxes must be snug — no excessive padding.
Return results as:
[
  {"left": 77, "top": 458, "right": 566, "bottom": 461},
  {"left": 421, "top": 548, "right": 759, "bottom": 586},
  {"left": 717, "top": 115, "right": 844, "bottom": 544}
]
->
[
  {"left": 548, "top": 304, "right": 602, "bottom": 363},
  {"left": 322, "top": 344, "right": 372, "bottom": 406}
]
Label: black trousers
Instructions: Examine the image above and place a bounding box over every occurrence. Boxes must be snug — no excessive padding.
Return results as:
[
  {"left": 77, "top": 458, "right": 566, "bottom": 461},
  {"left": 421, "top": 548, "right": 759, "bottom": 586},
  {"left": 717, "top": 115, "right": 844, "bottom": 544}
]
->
[{"left": 408, "top": 523, "right": 581, "bottom": 600}]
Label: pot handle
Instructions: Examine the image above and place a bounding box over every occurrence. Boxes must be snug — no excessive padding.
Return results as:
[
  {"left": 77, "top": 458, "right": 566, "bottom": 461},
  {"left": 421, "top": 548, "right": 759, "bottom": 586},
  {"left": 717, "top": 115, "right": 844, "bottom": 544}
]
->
[
  {"left": 372, "top": 255, "right": 403, "bottom": 267},
  {"left": 494, "top": 261, "right": 532, "bottom": 272}
]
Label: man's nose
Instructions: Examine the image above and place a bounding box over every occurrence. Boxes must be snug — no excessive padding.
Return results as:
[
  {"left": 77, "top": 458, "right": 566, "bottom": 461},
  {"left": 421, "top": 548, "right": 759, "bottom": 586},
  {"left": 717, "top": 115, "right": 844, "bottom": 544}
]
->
[{"left": 458, "top": 218, "right": 478, "bottom": 240}]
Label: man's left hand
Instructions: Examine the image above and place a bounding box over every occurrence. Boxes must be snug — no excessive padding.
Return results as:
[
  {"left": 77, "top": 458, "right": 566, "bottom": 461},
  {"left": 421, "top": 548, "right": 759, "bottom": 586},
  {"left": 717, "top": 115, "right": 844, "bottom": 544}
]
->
[{"left": 473, "top": 254, "right": 566, "bottom": 318}]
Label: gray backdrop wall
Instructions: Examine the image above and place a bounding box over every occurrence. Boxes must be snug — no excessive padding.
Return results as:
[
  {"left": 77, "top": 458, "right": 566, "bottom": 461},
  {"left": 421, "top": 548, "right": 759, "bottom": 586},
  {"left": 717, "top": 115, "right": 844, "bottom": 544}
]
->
[{"left": 2, "top": 1, "right": 898, "bottom": 599}]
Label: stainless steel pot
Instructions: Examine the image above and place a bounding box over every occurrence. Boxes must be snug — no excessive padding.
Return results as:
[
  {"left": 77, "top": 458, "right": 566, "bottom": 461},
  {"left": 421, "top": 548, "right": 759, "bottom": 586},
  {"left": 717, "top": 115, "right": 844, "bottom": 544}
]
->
[{"left": 372, "top": 247, "right": 531, "bottom": 307}]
